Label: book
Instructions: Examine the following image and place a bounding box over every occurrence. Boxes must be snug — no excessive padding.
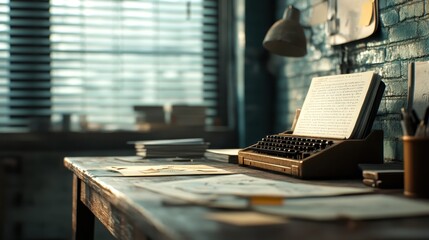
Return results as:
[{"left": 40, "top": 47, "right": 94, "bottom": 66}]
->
[
  {"left": 133, "top": 105, "right": 165, "bottom": 123},
  {"left": 133, "top": 105, "right": 168, "bottom": 131},
  {"left": 130, "top": 138, "right": 205, "bottom": 146},
  {"left": 362, "top": 170, "right": 404, "bottom": 189},
  {"left": 410, "top": 62, "right": 429, "bottom": 118},
  {"left": 204, "top": 149, "right": 241, "bottom": 163},
  {"left": 292, "top": 71, "right": 384, "bottom": 139},
  {"left": 129, "top": 138, "right": 209, "bottom": 158},
  {"left": 170, "top": 105, "right": 206, "bottom": 126},
  {"left": 360, "top": 163, "right": 404, "bottom": 189}
]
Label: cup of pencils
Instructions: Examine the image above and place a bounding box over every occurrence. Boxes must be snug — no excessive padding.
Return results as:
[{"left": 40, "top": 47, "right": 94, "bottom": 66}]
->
[{"left": 401, "top": 106, "right": 429, "bottom": 198}]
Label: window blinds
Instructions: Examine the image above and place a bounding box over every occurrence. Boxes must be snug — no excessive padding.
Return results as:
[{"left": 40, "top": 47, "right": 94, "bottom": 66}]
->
[{"left": 0, "top": 0, "right": 219, "bottom": 132}]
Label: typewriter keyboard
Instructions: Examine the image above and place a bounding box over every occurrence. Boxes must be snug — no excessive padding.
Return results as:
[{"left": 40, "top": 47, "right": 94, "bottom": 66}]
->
[{"left": 249, "top": 134, "right": 335, "bottom": 160}]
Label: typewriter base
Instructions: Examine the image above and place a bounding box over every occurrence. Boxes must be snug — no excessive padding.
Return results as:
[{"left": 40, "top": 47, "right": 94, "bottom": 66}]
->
[{"left": 238, "top": 130, "right": 384, "bottom": 179}]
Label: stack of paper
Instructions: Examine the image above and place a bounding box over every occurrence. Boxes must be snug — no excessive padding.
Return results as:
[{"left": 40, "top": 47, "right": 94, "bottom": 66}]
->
[
  {"left": 129, "top": 138, "right": 209, "bottom": 158},
  {"left": 204, "top": 149, "right": 241, "bottom": 163}
]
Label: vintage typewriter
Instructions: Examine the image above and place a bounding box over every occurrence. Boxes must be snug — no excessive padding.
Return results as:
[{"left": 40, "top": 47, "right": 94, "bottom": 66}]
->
[
  {"left": 238, "top": 71, "right": 385, "bottom": 179},
  {"left": 238, "top": 130, "right": 383, "bottom": 179}
]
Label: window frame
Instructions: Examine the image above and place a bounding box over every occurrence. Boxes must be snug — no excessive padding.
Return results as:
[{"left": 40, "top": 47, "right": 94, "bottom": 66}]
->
[{"left": 2, "top": 0, "right": 237, "bottom": 133}]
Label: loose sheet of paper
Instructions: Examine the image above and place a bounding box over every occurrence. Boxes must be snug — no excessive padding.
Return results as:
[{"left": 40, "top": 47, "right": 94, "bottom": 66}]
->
[
  {"left": 138, "top": 174, "right": 371, "bottom": 208},
  {"left": 413, "top": 62, "right": 429, "bottom": 118},
  {"left": 255, "top": 194, "right": 429, "bottom": 221},
  {"left": 293, "top": 71, "right": 375, "bottom": 139},
  {"left": 166, "top": 174, "right": 370, "bottom": 197},
  {"left": 105, "top": 164, "right": 232, "bottom": 176}
]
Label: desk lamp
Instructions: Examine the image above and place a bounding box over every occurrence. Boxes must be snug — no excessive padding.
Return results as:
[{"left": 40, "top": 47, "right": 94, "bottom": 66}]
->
[{"left": 263, "top": 5, "right": 306, "bottom": 57}]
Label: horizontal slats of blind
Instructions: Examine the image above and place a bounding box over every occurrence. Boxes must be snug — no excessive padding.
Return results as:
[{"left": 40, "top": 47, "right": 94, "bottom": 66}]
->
[{"left": 0, "top": 0, "right": 219, "bottom": 131}]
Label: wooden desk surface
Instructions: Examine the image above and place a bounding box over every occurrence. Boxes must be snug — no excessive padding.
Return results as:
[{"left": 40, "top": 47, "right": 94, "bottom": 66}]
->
[{"left": 64, "top": 157, "right": 429, "bottom": 240}]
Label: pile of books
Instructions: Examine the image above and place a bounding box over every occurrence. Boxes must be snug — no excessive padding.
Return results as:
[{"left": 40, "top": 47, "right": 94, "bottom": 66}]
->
[
  {"left": 130, "top": 138, "right": 209, "bottom": 158},
  {"left": 360, "top": 163, "right": 404, "bottom": 189}
]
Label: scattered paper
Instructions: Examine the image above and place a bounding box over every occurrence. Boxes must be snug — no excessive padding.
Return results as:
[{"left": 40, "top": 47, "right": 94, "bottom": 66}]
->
[
  {"left": 138, "top": 174, "right": 429, "bottom": 221},
  {"left": 153, "top": 174, "right": 371, "bottom": 197},
  {"left": 255, "top": 194, "right": 429, "bottom": 221},
  {"left": 138, "top": 174, "right": 371, "bottom": 209},
  {"left": 105, "top": 164, "right": 232, "bottom": 176}
]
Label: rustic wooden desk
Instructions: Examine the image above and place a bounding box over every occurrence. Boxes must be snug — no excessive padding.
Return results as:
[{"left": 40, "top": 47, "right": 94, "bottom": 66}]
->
[{"left": 64, "top": 156, "right": 429, "bottom": 240}]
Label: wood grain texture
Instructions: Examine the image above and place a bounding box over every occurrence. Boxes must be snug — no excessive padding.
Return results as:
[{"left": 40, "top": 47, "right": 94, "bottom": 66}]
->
[{"left": 66, "top": 157, "right": 429, "bottom": 240}]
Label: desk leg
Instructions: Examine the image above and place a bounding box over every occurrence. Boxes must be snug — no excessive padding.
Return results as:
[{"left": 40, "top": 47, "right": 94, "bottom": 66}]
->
[{"left": 72, "top": 174, "right": 95, "bottom": 240}]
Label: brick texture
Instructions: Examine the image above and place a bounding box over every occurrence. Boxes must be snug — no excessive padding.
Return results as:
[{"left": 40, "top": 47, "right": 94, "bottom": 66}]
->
[{"left": 275, "top": 0, "right": 429, "bottom": 161}]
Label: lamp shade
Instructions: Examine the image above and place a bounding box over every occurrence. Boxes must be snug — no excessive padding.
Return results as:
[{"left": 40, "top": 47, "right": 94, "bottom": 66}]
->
[{"left": 263, "top": 6, "right": 307, "bottom": 57}]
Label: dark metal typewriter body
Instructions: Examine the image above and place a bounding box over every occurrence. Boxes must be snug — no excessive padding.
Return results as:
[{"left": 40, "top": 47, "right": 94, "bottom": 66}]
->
[{"left": 238, "top": 131, "right": 384, "bottom": 179}]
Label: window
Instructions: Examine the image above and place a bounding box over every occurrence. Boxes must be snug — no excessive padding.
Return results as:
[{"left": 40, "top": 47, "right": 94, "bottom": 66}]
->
[{"left": 0, "top": 0, "right": 231, "bottom": 132}]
